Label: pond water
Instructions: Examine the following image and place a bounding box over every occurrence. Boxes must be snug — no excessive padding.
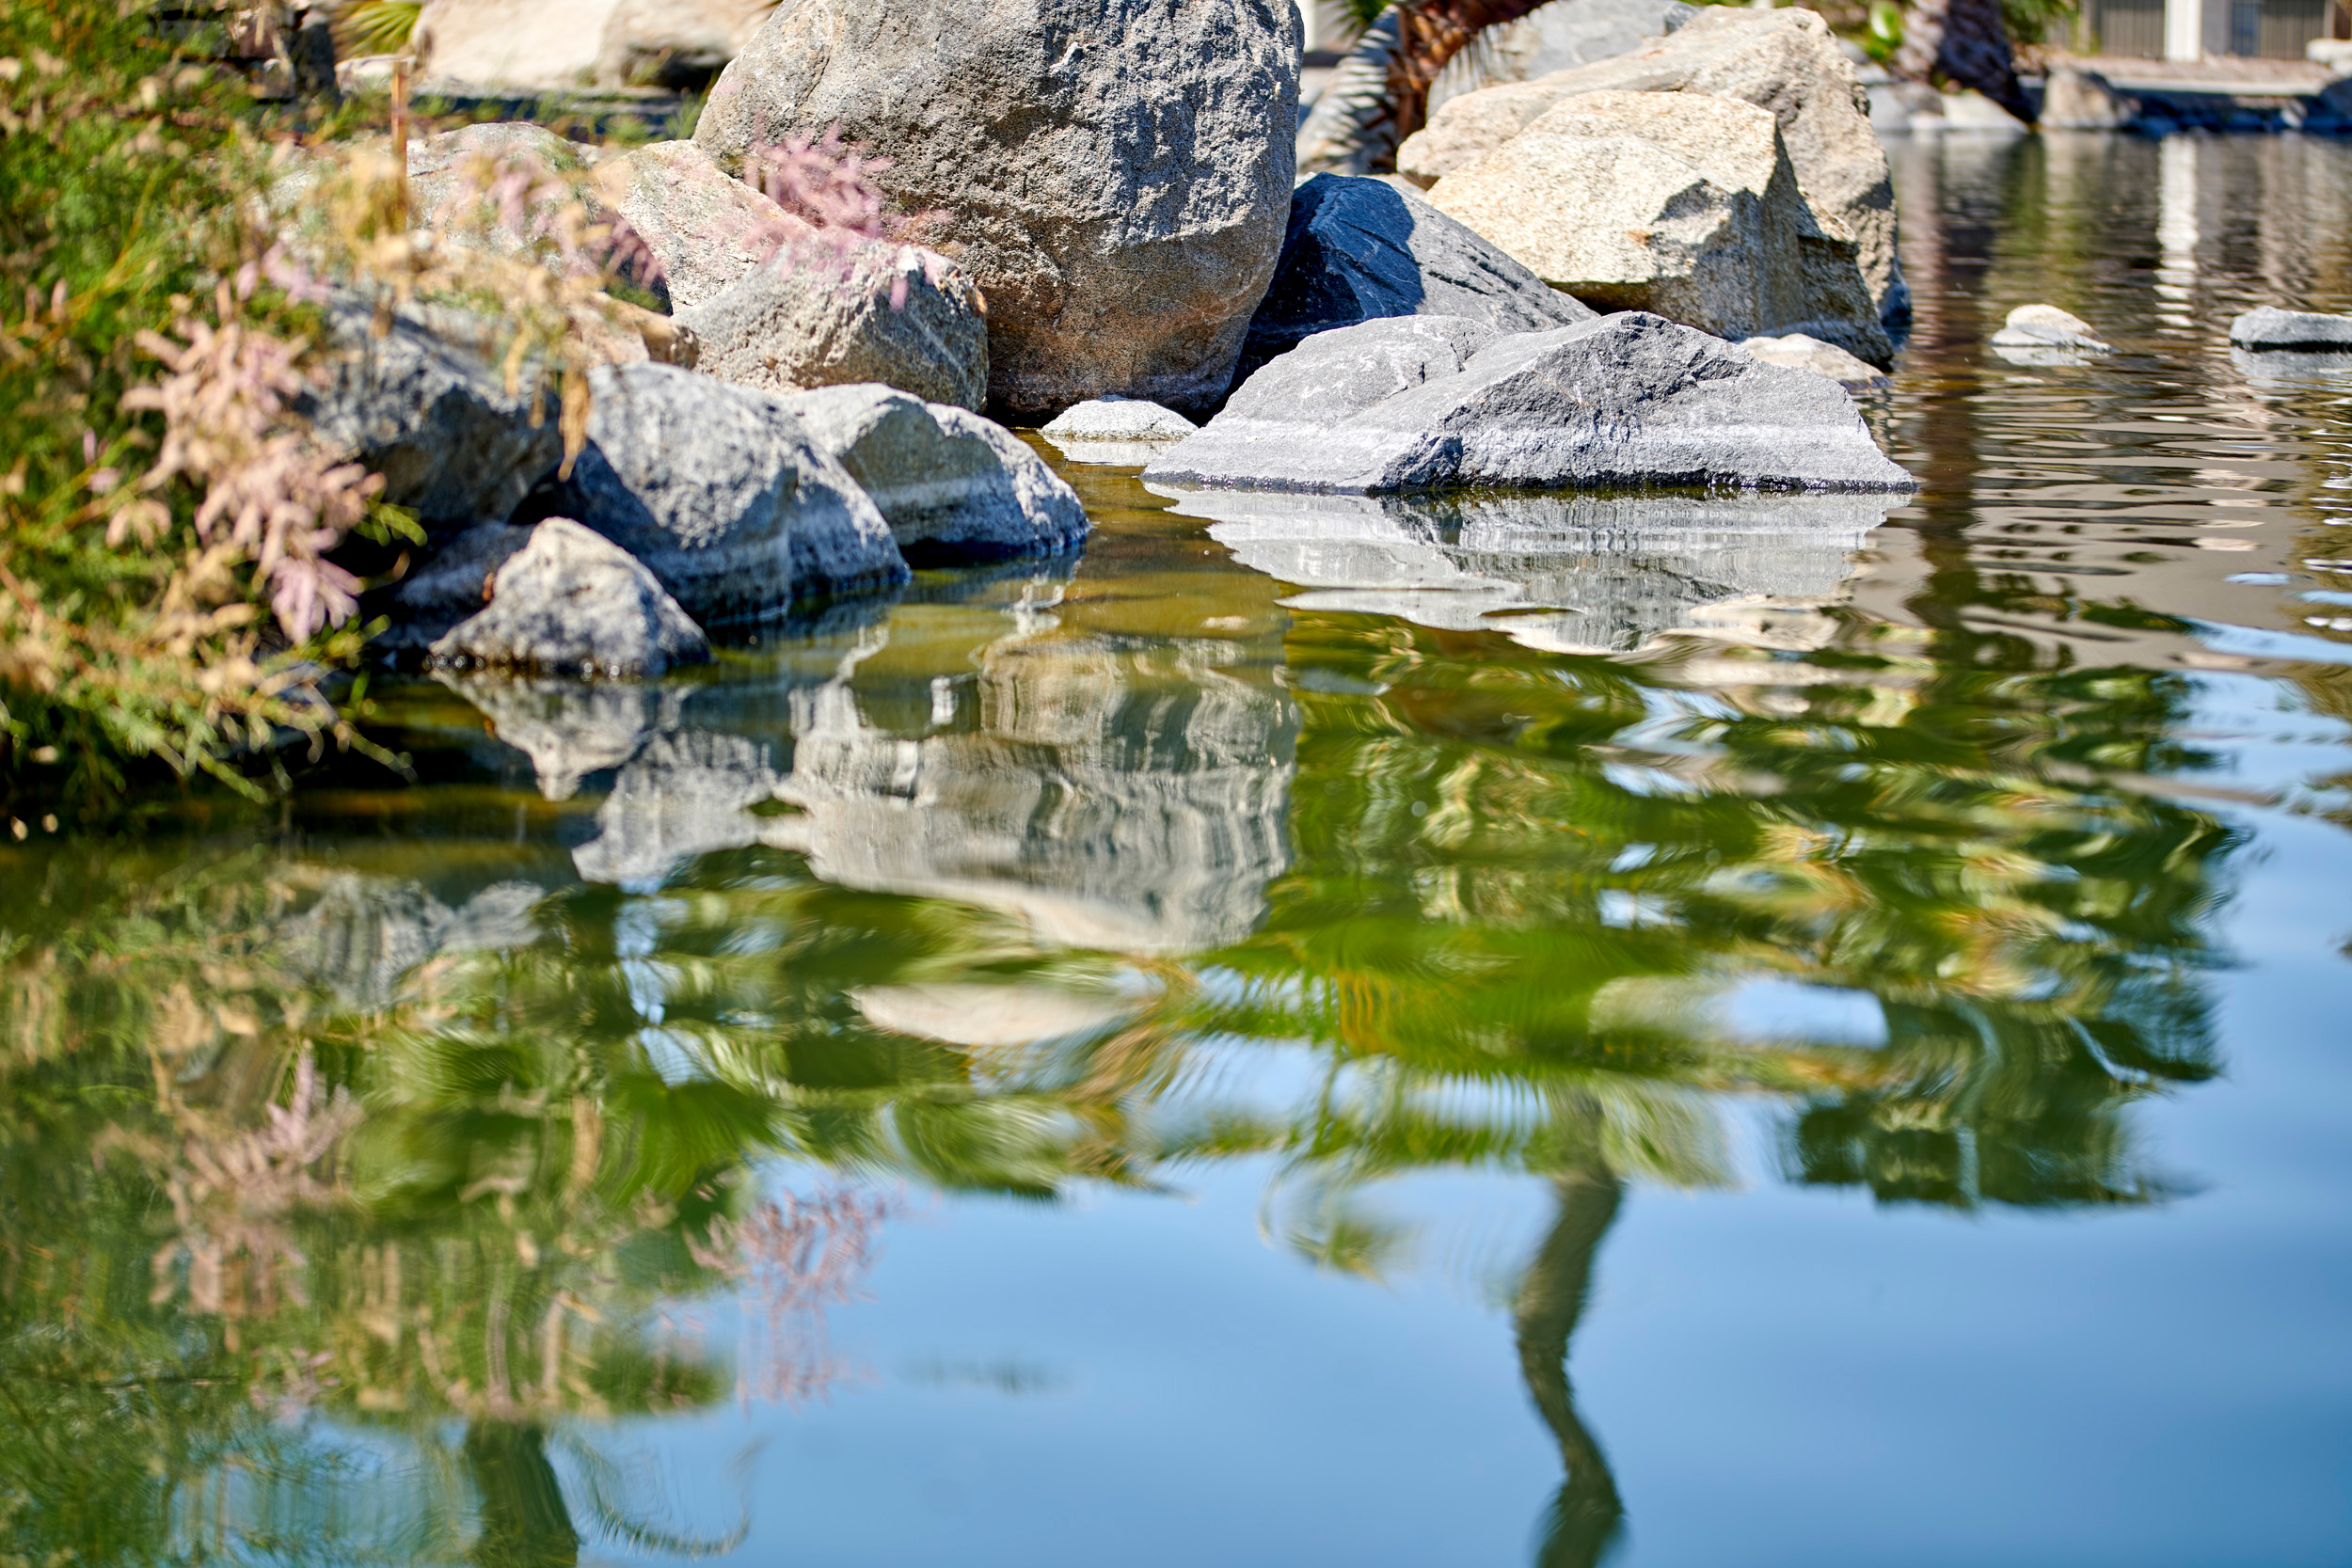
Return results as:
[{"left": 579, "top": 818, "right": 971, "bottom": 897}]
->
[{"left": 6, "top": 132, "right": 2352, "bottom": 1567}]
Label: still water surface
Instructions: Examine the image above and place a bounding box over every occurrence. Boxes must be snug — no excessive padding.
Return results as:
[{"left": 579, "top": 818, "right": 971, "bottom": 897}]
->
[{"left": 5, "top": 133, "right": 2352, "bottom": 1566}]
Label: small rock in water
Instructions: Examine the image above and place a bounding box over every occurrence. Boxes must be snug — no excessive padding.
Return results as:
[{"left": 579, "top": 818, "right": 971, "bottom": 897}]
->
[
  {"left": 430, "top": 518, "right": 712, "bottom": 679},
  {"left": 1141, "top": 312, "right": 1912, "bottom": 495},
  {"left": 782, "top": 384, "right": 1089, "bottom": 562},
  {"left": 536, "top": 363, "right": 909, "bottom": 625},
  {"left": 1232, "top": 173, "right": 1594, "bottom": 388},
  {"left": 2229, "top": 307, "right": 2352, "bottom": 353},
  {"left": 680, "top": 239, "right": 990, "bottom": 412},
  {"left": 1991, "top": 304, "right": 2109, "bottom": 352},
  {"left": 1039, "top": 397, "right": 1200, "bottom": 467},
  {"left": 1740, "top": 333, "right": 1891, "bottom": 390}
]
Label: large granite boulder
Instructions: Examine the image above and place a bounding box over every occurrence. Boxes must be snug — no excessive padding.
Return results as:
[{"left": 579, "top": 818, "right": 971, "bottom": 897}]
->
[
  {"left": 406, "top": 122, "right": 591, "bottom": 247},
  {"left": 428, "top": 517, "right": 712, "bottom": 678},
  {"left": 533, "top": 363, "right": 909, "bottom": 623},
  {"left": 588, "top": 139, "right": 792, "bottom": 310},
  {"left": 1398, "top": 8, "right": 1905, "bottom": 331},
  {"left": 1422, "top": 90, "right": 1889, "bottom": 366},
  {"left": 300, "top": 293, "right": 563, "bottom": 535},
  {"left": 595, "top": 0, "right": 769, "bottom": 87},
  {"left": 780, "top": 385, "right": 1089, "bottom": 562},
  {"left": 1233, "top": 173, "right": 1595, "bottom": 387},
  {"left": 1426, "top": 0, "right": 1697, "bottom": 115},
  {"left": 1152, "top": 486, "right": 1896, "bottom": 656},
  {"left": 411, "top": 0, "right": 621, "bottom": 87},
  {"left": 1139, "top": 311, "right": 1912, "bottom": 494},
  {"left": 677, "top": 237, "right": 991, "bottom": 411},
  {"left": 691, "top": 0, "right": 1298, "bottom": 415}
]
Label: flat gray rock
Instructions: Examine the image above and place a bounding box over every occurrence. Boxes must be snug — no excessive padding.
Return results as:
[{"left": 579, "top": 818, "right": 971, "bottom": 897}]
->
[
  {"left": 1038, "top": 397, "right": 1200, "bottom": 466},
  {"left": 1152, "top": 485, "right": 1896, "bottom": 654},
  {"left": 430, "top": 517, "right": 713, "bottom": 678},
  {"left": 2229, "top": 307, "right": 2352, "bottom": 353},
  {"left": 1141, "top": 311, "right": 1913, "bottom": 494},
  {"left": 693, "top": 0, "right": 1296, "bottom": 415},
  {"left": 781, "top": 384, "right": 1089, "bottom": 562},
  {"left": 537, "top": 362, "right": 909, "bottom": 625},
  {"left": 1233, "top": 173, "right": 1595, "bottom": 386},
  {"left": 301, "top": 293, "right": 564, "bottom": 534}
]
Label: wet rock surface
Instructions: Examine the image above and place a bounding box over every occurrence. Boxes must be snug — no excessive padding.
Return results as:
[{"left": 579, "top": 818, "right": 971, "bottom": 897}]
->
[
  {"left": 781, "top": 385, "right": 1089, "bottom": 562},
  {"left": 1234, "top": 173, "right": 1595, "bottom": 387},
  {"left": 692, "top": 0, "right": 1298, "bottom": 415},
  {"left": 532, "top": 362, "right": 908, "bottom": 625},
  {"left": 1423, "top": 90, "right": 1888, "bottom": 365},
  {"left": 678, "top": 239, "right": 990, "bottom": 411},
  {"left": 1141, "top": 311, "right": 1912, "bottom": 494}
]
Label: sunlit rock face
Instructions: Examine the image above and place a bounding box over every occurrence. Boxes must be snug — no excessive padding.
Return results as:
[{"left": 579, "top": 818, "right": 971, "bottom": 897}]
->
[
  {"left": 1152, "top": 487, "right": 1897, "bottom": 655},
  {"left": 767, "top": 637, "right": 1299, "bottom": 954}
]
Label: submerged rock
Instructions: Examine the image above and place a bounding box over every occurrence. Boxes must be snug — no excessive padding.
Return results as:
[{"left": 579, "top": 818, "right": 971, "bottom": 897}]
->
[
  {"left": 589, "top": 138, "right": 793, "bottom": 310},
  {"left": 1152, "top": 485, "right": 1897, "bottom": 655},
  {"left": 301, "top": 294, "right": 562, "bottom": 534},
  {"left": 1990, "top": 303, "right": 2108, "bottom": 364},
  {"left": 1423, "top": 89, "right": 1887, "bottom": 365},
  {"left": 429, "top": 517, "right": 712, "bottom": 678},
  {"left": 781, "top": 385, "right": 1089, "bottom": 562},
  {"left": 535, "top": 362, "right": 909, "bottom": 625},
  {"left": 1140, "top": 311, "right": 1912, "bottom": 494},
  {"left": 1399, "top": 8, "right": 1906, "bottom": 331},
  {"left": 1740, "top": 332, "right": 1890, "bottom": 389},
  {"left": 678, "top": 238, "right": 990, "bottom": 411},
  {"left": 1038, "top": 397, "right": 1200, "bottom": 466},
  {"left": 1234, "top": 172, "right": 1595, "bottom": 386},
  {"left": 692, "top": 0, "right": 1297, "bottom": 415},
  {"left": 2229, "top": 307, "right": 2352, "bottom": 353}
]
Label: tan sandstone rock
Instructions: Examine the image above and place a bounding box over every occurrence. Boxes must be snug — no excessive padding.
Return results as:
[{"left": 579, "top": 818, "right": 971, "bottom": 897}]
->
[
  {"left": 1398, "top": 7, "right": 1904, "bottom": 328},
  {"left": 411, "top": 0, "right": 621, "bottom": 87},
  {"left": 1424, "top": 91, "right": 1890, "bottom": 365}
]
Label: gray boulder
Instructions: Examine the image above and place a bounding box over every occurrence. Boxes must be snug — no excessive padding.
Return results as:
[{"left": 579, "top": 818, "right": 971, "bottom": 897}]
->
[
  {"left": 780, "top": 385, "right": 1089, "bottom": 562},
  {"left": 1039, "top": 397, "right": 1199, "bottom": 466},
  {"left": 1139, "top": 311, "right": 1912, "bottom": 494},
  {"left": 1399, "top": 8, "right": 1906, "bottom": 331},
  {"left": 1233, "top": 173, "right": 1595, "bottom": 386},
  {"left": 1426, "top": 0, "right": 1698, "bottom": 115},
  {"left": 677, "top": 238, "right": 990, "bottom": 411},
  {"left": 1740, "top": 332, "right": 1889, "bottom": 389},
  {"left": 1424, "top": 89, "right": 1889, "bottom": 366},
  {"left": 301, "top": 293, "right": 564, "bottom": 535},
  {"left": 378, "top": 522, "right": 536, "bottom": 655},
  {"left": 588, "top": 138, "right": 794, "bottom": 310},
  {"left": 692, "top": 0, "right": 1298, "bottom": 415},
  {"left": 406, "top": 122, "right": 591, "bottom": 258},
  {"left": 2229, "top": 308, "right": 2352, "bottom": 352},
  {"left": 537, "top": 362, "right": 910, "bottom": 624},
  {"left": 595, "top": 0, "right": 769, "bottom": 87},
  {"left": 429, "top": 517, "right": 713, "bottom": 678}
]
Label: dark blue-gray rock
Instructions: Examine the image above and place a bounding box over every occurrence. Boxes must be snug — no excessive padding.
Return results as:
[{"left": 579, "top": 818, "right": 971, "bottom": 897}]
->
[
  {"left": 694, "top": 0, "right": 1299, "bottom": 415},
  {"left": 677, "top": 239, "right": 991, "bottom": 412},
  {"left": 1141, "top": 311, "right": 1913, "bottom": 494},
  {"left": 1038, "top": 397, "right": 1200, "bottom": 465},
  {"left": 1232, "top": 173, "right": 1595, "bottom": 386},
  {"left": 1150, "top": 485, "right": 1896, "bottom": 654},
  {"left": 779, "top": 384, "right": 1089, "bottom": 562},
  {"left": 2229, "top": 307, "right": 2352, "bottom": 353},
  {"left": 429, "top": 517, "right": 712, "bottom": 679},
  {"left": 302, "top": 293, "right": 562, "bottom": 534},
  {"left": 534, "top": 363, "right": 909, "bottom": 625}
]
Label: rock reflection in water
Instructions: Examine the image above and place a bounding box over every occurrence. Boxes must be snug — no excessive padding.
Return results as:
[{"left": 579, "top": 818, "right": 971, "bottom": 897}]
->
[{"left": 1149, "top": 486, "right": 1896, "bottom": 655}]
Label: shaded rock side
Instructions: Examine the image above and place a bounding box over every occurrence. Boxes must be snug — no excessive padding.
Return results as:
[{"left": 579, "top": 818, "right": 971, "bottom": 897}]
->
[
  {"left": 1424, "top": 91, "right": 1890, "bottom": 366},
  {"left": 1426, "top": 0, "right": 1698, "bottom": 115},
  {"left": 677, "top": 239, "right": 990, "bottom": 411},
  {"left": 1398, "top": 7, "right": 1905, "bottom": 329},
  {"left": 692, "top": 0, "right": 1298, "bottom": 415},
  {"left": 1139, "top": 311, "right": 1912, "bottom": 494},
  {"left": 2229, "top": 308, "right": 2352, "bottom": 352},
  {"left": 781, "top": 385, "right": 1089, "bottom": 562},
  {"left": 588, "top": 138, "right": 794, "bottom": 310},
  {"left": 1234, "top": 173, "right": 1595, "bottom": 386},
  {"left": 430, "top": 517, "right": 713, "bottom": 678},
  {"left": 1039, "top": 397, "right": 1199, "bottom": 466},
  {"left": 535, "top": 362, "right": 909, "bottom": 624},
  {"left": 300, "top": 293, "right": 564, "bottom": 534}
]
